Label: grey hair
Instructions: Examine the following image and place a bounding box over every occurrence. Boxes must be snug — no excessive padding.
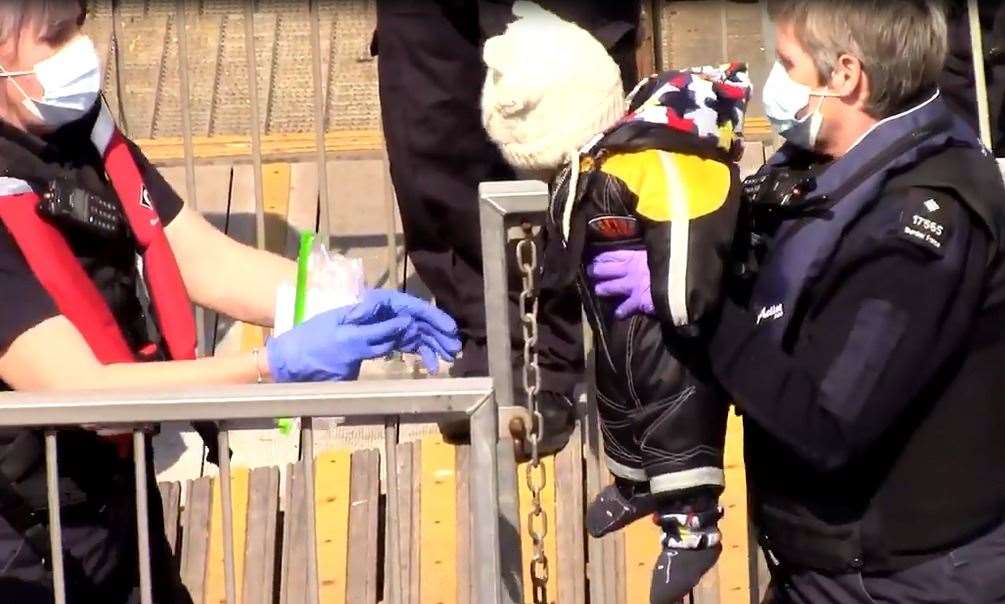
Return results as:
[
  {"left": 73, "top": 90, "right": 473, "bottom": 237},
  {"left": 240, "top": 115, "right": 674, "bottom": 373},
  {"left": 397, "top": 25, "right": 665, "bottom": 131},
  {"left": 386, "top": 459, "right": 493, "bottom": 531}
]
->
[
  {"left": 0, "top": 1, "right": 87, "bottom": 46},
  {"left": 767, "top": 0, "right": 948, "bottom": 118}
]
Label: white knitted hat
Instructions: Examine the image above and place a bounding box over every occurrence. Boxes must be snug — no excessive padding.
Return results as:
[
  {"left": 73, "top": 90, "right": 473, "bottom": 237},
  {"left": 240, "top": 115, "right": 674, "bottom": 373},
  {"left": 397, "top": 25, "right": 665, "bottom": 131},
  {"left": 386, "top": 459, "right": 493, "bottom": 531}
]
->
[{"left": 481, "top": 1, "right": 627, "bottom": 171}]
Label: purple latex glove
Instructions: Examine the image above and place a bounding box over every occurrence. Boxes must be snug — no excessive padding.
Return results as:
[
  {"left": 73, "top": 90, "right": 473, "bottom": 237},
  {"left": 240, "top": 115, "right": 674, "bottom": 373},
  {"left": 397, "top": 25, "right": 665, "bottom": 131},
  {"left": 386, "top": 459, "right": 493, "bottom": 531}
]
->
[{"left": 586, "top": 250, "right": 655, "bottom": 319}]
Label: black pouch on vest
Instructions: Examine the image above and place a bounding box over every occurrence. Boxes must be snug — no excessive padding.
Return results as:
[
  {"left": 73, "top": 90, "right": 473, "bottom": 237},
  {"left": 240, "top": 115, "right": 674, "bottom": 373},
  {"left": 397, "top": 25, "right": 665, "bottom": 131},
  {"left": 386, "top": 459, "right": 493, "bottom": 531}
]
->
[{"left": 757, "top": 502, "right": 865, "bottom": 574}]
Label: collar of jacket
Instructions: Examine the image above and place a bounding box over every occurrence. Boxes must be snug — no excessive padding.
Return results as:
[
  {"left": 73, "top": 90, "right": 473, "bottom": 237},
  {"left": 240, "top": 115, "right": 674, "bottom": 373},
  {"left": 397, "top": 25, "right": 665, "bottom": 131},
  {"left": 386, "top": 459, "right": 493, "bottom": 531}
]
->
[{"left": 748, "top": 89, "right": 983, "bottom": 344}]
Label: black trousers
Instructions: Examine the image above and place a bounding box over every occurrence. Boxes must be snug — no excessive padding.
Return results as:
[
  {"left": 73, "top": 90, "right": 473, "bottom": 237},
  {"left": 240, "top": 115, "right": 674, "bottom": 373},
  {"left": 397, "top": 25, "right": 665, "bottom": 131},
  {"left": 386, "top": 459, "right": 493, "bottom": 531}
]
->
[
  {"left": 375, "top": 0, "right": 640, "bottom": 396},
  {"left": 0, "top": 439, "right": 190, "bottom": 604},
  {"left": 764, "top": 520, "right": 1005, "bottom": 603},
  {"left": 594, "top": 309, "right": 729, "bottom": 497}
]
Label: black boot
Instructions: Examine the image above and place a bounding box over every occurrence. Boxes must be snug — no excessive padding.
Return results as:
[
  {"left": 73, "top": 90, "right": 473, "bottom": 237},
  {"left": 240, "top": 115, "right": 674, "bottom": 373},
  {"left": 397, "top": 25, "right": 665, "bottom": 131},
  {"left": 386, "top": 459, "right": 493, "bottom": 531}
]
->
[
  {"left": 532, "top": 390, "right": 576, "bottom": 455},
  {"left": 649, "top": 502, "right": 723, "bottom": 604},
  {"left": 586, "top": 478, "right": 657, "bottom": 538},
  {"left": 439, "top": 390, "right": 576, "bottom": 456}
]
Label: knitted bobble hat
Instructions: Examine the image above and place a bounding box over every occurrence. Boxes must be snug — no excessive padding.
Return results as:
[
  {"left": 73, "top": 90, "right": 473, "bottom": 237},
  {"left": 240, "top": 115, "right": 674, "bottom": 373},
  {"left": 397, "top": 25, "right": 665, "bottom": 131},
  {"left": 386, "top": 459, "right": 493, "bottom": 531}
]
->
[{"left": 481, "top": 1, "right": 627, "bottom": 171}]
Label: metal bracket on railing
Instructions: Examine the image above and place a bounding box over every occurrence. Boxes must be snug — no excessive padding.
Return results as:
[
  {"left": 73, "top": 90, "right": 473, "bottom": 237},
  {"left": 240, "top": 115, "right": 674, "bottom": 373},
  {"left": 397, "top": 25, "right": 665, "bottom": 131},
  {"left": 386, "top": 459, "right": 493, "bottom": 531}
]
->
[{"left": 499, "top": 405, "right": 533, "bottom": 442}]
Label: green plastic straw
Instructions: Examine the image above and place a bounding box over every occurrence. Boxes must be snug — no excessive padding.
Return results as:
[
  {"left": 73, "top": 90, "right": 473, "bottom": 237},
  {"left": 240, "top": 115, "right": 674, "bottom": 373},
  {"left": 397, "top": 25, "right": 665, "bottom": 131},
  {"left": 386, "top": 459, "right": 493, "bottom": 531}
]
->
[
  {"left": 293, "top": 231, "right": 315, "bottom": 327},
  {"left": 278, "top": 231, "right": 316, "bottom": 435}
]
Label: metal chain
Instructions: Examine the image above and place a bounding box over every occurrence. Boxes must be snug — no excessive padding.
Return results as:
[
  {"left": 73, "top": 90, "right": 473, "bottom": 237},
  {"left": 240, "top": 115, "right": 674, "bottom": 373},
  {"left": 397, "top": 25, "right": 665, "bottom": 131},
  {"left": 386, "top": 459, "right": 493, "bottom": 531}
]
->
[{"left": 516, "top": 222, "right": 549, "bottom": 604}]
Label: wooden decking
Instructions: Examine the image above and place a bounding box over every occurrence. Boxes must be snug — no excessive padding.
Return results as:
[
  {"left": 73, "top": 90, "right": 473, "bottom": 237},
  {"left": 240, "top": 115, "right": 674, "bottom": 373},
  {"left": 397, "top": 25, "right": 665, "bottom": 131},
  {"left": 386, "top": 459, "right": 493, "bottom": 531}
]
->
[{"left": 155, "top": 417, "right": 753, "bottom": 604}]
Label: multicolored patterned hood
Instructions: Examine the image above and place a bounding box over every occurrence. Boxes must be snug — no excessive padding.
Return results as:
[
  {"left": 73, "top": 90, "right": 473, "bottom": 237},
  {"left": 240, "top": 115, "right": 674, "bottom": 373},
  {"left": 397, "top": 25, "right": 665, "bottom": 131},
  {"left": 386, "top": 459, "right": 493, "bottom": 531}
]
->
[{"left": 587, "top": 62, "right": 752, "bottom": 161}]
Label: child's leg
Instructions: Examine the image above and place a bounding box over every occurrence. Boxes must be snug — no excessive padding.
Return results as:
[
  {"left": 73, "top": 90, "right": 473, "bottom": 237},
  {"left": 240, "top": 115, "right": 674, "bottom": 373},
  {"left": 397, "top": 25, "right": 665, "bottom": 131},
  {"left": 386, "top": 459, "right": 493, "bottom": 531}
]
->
[
  {"left": 628, "top": 326, "right": 730, "bottom": 603},
  {"left": 587, "top": 318, "right": 656, "bottom": 537}
]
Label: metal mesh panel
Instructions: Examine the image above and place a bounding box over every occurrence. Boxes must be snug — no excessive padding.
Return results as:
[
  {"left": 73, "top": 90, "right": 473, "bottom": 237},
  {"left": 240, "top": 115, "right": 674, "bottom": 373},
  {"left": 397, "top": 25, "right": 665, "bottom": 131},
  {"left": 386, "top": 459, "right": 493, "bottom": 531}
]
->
[{"left": 87, "top": 0, "right": 380, "bottom": 139}]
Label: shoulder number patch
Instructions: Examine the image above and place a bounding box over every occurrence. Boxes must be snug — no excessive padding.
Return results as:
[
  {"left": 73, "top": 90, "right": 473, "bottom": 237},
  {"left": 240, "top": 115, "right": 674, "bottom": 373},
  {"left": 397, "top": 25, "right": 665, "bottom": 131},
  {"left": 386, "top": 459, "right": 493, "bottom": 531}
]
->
[{"left": 897, "top": 196, "right": 950, "bottom": 256}]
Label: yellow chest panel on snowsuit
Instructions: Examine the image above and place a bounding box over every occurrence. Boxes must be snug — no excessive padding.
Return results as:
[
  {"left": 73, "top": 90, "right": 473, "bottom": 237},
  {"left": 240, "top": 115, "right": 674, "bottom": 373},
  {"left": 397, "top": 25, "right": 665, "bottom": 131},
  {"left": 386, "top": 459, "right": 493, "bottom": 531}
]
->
[{"left": 598, "top": 149, "right": 732, "bottom": 223}]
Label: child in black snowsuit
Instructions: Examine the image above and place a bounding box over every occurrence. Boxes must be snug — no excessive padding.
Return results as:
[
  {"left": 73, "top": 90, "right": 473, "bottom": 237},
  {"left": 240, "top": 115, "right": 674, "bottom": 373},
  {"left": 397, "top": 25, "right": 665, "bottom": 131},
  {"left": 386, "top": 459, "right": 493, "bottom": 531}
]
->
[{"left": 480, "top": 4, "right": 751, "bottom": 601}]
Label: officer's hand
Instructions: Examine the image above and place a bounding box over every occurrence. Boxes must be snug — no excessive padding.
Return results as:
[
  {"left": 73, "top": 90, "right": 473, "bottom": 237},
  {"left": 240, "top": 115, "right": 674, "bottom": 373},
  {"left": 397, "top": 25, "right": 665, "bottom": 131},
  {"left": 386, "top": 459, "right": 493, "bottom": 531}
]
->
[
  {"left": 266, "top": 304, "right": 414, "bottom": 382},
  {"left": 344, "top": 289, "right": 462, "bottom": 374},
  {"left": 586, "top": 250, "right": 655, "bottom": 319},
  {"left": 266, "top": 289, "right": 462, "bottom": 382}
]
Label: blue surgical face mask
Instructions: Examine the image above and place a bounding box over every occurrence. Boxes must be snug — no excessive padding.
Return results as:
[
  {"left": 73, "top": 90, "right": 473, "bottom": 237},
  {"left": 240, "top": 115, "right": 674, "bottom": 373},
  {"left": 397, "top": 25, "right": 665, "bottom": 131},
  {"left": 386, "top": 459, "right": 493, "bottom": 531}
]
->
[
  {"left": 763, "top": 61, "right": 842, "bottom": 150},
  {"left": 0, "top": 35, "right": 102, "bottom": 128}
]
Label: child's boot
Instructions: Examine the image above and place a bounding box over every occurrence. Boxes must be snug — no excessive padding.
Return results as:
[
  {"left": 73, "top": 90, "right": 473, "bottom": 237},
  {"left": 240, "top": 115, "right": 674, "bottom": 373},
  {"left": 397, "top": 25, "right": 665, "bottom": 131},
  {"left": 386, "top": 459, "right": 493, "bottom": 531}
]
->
[
  {"left": 586, "top": 477, "right": 657, "bottom": 538},
  {"left": 649, "top": 501, "right": 723, "bottom": 604}
]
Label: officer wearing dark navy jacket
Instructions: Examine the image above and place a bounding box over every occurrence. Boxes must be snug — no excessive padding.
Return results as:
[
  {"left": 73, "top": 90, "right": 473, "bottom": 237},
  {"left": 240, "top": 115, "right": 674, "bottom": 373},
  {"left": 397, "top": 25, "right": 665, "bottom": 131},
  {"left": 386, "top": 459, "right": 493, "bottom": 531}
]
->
[{"left": 587, "top": 1, "right": 1005, "bottom": 601}]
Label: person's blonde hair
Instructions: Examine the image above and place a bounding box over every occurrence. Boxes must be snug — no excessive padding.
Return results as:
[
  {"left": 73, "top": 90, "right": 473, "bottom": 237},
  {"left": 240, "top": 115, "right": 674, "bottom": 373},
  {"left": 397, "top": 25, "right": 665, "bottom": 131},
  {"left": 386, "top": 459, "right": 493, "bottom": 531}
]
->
[{"left": 767, "top": 0, "right": 948, "bottom": 117}]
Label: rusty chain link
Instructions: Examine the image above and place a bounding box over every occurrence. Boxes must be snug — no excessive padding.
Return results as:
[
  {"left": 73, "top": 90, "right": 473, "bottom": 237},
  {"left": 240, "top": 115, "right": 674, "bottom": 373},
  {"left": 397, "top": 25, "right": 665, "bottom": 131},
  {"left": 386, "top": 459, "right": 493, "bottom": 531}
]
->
[{"left": 516, "top": 222, "right": 549, "bottom": 604}]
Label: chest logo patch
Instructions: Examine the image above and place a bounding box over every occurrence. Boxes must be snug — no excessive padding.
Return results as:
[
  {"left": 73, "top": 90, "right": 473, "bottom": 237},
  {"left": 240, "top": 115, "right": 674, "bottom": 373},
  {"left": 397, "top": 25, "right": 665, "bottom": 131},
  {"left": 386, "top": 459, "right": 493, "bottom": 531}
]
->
[
  {"left": 756, "top": 303, "right": 784, "bottom": 325},
  {"left": 587, "top": 215, "right": 641, "bottom": 241},
  {"left": 139, "top": 186, "right": 154, "bottom": 211}
]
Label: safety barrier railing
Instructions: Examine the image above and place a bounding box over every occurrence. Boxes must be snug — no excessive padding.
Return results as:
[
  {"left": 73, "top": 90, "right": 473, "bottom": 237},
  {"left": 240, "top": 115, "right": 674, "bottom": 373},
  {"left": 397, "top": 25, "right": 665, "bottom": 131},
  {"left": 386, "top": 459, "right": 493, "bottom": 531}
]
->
[{"left": 0, "top": 378, "right": 509, "bottom": 604}]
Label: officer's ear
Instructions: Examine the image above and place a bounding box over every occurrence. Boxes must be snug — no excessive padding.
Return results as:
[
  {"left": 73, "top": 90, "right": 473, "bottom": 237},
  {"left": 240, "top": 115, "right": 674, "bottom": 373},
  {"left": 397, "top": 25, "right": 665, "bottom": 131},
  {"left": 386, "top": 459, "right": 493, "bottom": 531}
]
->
[{"left": 828, "top": 52, "right": 870, "bottom": 110}]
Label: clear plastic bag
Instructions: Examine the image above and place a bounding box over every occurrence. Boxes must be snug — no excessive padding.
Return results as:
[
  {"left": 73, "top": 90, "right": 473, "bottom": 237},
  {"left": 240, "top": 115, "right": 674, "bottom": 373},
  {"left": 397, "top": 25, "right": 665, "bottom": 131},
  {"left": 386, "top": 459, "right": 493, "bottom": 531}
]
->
[{"left": 273, "top": 239, "right": 365, "bottom": 337}]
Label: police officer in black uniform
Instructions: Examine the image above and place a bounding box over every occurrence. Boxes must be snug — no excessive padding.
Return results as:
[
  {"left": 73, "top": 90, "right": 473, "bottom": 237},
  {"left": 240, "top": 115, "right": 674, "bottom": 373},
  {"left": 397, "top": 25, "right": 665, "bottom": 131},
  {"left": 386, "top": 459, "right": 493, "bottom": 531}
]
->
[
  {"left": 587, "top": 0, "right": 1005, "bottom": 601},
  {"left": 373, "top": 0, "right": 642, "bottom": 451},
  {"left": 713, "top": 1, "right": 1005, "bottom": 601}
]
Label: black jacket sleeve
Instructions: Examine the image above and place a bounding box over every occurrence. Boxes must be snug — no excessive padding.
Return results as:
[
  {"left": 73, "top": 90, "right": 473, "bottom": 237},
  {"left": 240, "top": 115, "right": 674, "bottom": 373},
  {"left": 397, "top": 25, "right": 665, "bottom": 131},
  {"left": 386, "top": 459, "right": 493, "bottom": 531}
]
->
[
  {"left": 126, "top": 140, "right": 185, "bottom": 226},
  {"left": 709, "top": 187, "right": 989, "bottom": 472}
]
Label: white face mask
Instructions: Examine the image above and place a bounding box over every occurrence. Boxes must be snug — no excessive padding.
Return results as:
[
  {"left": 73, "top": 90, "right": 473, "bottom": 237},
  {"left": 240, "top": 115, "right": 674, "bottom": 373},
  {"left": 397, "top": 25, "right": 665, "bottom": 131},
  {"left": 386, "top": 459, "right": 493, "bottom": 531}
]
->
[
  {"left": 0, "top": 35, "right": 102, "bottom": 128},
  {"left": 762, "top": 61, "right": 842, "bottom": 150}
]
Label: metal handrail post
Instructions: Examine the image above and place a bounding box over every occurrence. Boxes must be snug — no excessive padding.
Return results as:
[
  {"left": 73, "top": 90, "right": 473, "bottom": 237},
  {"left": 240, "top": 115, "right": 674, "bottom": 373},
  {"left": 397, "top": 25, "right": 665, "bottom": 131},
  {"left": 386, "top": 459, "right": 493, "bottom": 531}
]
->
[
  {"left": 309, "top": 0, "right": 331, "bottom": 244},
  {"left": 133, "top": 430, "right": 154, "bottom": 604},
  {"left": 477, "top": 180, "right": 553, "bottom": 604},
  {"left": 969, "top": 0, "right": 994, "bottom": 150},
  {"left": 650, "top": 0, "right": 664, "bottom": 71},
  {"left": 218, "top": 429, "right": 238, "bottom": 604},
  {"left": 243, "top": 0, "right": 267, "bottom": 251},
  {"left": 44, "top": 431, "right": 67, "bottom": 604},
  {"left": 469, "top": 393, "right": 503, "bottom": 604},
  {"left": 304, "top": 6, "right": 330, "bottom": 601},
  {"left": 174, "top": 0, "right": 206, "bottom": 356},
  {"left": 384, "top": 418, "right": 402, "bottom": 604}
]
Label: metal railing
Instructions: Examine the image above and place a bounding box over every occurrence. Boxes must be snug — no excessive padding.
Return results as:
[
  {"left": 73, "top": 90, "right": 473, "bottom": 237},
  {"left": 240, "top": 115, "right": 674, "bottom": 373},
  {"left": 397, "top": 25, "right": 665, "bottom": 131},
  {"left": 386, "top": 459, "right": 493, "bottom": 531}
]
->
[{"left": 0, "top": 378, "right": 507, "bottom": 604}]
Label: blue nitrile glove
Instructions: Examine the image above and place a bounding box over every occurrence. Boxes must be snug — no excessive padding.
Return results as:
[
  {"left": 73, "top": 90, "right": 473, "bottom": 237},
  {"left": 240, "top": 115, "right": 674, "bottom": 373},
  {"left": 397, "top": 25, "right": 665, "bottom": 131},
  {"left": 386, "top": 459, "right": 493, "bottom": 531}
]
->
[
  {"left": 346, "top": 289, "right": 462, "bottom": 374},
  {"left": 266, "top": 305, "right": 414, "bottom": 383},
  {"left": 397, "top": 319, "right": 462, "bottom": 374},
  {"left": 586, "top": 250, "right": 656, "bottom": 319}
]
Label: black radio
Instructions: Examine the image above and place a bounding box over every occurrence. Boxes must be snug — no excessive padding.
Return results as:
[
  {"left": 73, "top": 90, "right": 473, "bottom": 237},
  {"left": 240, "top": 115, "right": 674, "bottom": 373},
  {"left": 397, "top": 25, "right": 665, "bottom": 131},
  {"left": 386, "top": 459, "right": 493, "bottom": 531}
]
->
[
  {"left": 37, "top": 179, "right": 124, "bottom": 238},
  {"left": 742, "top": 167, "right": 817, "bottom": 210}
]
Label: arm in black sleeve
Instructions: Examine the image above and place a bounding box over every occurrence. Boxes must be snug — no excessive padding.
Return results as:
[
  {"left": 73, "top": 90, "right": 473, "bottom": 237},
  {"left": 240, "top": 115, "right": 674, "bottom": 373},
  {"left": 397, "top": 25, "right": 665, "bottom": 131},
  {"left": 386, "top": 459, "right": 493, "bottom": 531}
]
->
[
  {"left": 710, "top": 189, "right": 988, "bottom": 471},
  {"left": 126, "top": 140, "right": 185, "bottom": 226}
]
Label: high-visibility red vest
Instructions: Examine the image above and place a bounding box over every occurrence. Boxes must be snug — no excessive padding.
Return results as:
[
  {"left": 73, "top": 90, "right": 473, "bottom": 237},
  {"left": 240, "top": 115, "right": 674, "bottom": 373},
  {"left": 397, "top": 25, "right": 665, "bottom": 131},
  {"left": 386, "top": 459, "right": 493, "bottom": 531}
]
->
[{"left": 0, "top": 102, "right": 196, "bottom": 365}]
